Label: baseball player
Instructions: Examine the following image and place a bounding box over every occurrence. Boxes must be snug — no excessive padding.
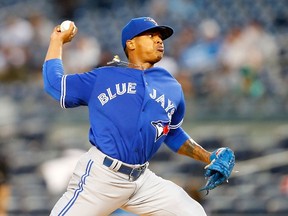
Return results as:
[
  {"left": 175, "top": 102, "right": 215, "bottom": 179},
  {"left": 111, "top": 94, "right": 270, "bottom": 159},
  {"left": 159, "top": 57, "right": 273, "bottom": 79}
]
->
[{"left": 43, "top": 17, "right": 235, "bottom": 216}]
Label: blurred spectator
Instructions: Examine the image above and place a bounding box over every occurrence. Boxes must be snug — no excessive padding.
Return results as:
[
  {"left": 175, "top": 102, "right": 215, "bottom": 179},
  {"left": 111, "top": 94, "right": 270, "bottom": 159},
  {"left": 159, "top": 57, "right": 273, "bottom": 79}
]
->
[
  {"left": 170, "top": 25, "right": 197, "bottom": 98},
  {"left": 180, "top": 19, "right": 221, "bottom": 73},
  {"left": 215, "top": 27, "right": 244, "bottom": 97},
  {"left": 63, "top": 34, "right": 101, "bottom": 74},
  {"left": 0, "top": 15, "right": 34, "bottom": 82},
  {"left": 39, "top": 148, "right": 85, "bottom": 196},
  {"left": 240, "top": 20, "right": 280, "bottom": 97},
  {"left": 219, "top": 20, "right": 280, "bottom": 98},
  {"left": 179, "top": 19, "right": 222, "bottom": 98},
  {"left": 155, "top": 55, "right": 179, "bottom": 77},
  {"left": 0, "top": 155, "right": 10, "bottom": 216},
  {"left": 167, "top": 0, "right": 198, "bottom": 22},
  {"left": 172, "top": 25, "right": 196, "bottom": 61},
  {"left": 0, "top": 16, "right": 34, "bottom": 48},
  {"left": 27, "top": 13, "right": 54, "bottom": 80},
  {"left": 280, "top": 175, "right": 288, "bottom": 196},
  {"left": 149, "top": 0, "right": 169, "bottom": 21}
]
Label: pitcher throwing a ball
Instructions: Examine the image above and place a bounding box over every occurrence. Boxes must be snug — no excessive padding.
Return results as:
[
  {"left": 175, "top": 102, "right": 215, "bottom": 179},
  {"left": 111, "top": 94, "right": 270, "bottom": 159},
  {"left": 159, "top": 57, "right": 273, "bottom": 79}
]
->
[{"left": 43, "top": 17, "right": 235, "bottom": 216}]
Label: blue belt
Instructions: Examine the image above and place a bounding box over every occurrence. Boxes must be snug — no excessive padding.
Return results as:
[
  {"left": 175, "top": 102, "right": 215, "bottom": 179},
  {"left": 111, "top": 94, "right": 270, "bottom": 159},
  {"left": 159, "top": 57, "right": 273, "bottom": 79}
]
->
[{"left": 103, "top": 157, "right": 147, "bottom": 181}]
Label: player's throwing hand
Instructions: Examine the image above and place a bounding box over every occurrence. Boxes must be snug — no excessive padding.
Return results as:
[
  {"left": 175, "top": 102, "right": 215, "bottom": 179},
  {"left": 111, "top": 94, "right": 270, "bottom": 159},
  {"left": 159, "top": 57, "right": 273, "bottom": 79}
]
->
[{"left": 50, "top": 21, "right": 77, "bottom": 44}]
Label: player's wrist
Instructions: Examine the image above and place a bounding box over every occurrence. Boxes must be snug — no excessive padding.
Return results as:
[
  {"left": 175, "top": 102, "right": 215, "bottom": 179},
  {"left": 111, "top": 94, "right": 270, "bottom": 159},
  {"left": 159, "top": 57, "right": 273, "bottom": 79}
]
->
[{"left": 49, "top": 37, "right": 64, "bottom": 45}]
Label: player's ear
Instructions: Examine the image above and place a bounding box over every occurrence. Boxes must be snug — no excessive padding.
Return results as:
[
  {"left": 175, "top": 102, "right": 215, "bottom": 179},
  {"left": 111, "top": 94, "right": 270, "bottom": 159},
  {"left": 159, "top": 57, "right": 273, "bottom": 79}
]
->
[{"left": 126, "top": 40, "right": 135, "bottom": 51}]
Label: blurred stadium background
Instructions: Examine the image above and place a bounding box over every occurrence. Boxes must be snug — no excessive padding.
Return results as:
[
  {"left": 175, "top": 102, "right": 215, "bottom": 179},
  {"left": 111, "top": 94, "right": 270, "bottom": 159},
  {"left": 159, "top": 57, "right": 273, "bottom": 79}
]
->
[{"left": 0, "top": 0, "right": 288, "bottom": 215}]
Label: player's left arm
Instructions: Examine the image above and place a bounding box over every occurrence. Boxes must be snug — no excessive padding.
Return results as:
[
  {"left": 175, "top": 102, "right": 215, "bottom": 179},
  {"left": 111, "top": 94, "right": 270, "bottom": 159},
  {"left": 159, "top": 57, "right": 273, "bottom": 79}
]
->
[
  {"left": 164, "top": 127, "right": 211, "bottom": 164},
  {"left": 165, "top": 127, "right": 235, "bottom": 192},
  {"left": 177, "top": 138, "right": 211, "bottom": 164},
  {"left": 165, "top": 88, "right": 235, "bottom": 192},
  {"left": 165, "top": 89, "right": 210, "bottom": 163}
]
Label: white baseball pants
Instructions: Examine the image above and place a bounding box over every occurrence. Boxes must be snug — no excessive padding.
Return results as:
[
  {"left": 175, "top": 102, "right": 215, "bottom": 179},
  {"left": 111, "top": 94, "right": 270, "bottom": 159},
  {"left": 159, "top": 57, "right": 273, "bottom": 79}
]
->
[{"left": 50, "top": 146, "right": 207, "bottom": 216}]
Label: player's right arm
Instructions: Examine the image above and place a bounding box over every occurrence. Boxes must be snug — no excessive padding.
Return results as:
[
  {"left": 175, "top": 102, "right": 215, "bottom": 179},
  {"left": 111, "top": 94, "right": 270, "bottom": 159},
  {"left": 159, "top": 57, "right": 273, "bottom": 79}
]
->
[
  {"left": 43, "top": 22, "right": 77, "bottom": 101},
  {"left": 45, "top": 22, "right": 77, "bottom": 61},
  {"left": 43, "top": 23, "right": 95, "bottom": 108}
]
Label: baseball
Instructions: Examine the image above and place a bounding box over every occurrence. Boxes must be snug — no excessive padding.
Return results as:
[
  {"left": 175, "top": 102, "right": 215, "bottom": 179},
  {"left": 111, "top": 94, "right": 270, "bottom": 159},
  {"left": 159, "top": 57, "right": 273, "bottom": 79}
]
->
[{"left": 60, "top": 20, "right": 74, "bottom": 32}]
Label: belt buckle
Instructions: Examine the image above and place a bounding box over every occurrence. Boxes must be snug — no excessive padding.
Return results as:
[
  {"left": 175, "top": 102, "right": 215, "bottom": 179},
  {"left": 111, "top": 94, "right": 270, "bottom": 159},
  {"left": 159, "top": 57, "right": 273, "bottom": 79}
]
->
[
  {"left": 128, "top": 168, "right": 136, "bottom": 181},
  {"left": 128, "top": 164, "right": 146, "bottom": 182}
]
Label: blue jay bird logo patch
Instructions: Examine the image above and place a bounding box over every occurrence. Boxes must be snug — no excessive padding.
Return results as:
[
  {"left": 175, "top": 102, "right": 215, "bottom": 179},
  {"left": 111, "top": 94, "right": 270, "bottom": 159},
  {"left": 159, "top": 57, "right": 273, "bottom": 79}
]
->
[{"left": 151, "top": 120, "right": 170, "bottom": 142}]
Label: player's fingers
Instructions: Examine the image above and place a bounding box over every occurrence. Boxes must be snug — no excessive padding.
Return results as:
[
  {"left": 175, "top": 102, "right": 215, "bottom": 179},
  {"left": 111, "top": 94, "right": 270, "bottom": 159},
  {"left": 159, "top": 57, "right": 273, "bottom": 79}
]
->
[
  {"left": 73, "top": 25, "right": 78, "bottom": 35},
  {"left": 66, "top": 22, "right": 77, "bottom": 41},
  {"left": 49, "top": 26, "right": 62, "bottom": 41},
  {"left": 55, "top": 25, "right": 61, "bottom": 32},
  {"left": 70, "top": 27, "right": 77, "bottom": 38},
  {"left": 68, "top": 22, "right": 75, "bottom": 32}
]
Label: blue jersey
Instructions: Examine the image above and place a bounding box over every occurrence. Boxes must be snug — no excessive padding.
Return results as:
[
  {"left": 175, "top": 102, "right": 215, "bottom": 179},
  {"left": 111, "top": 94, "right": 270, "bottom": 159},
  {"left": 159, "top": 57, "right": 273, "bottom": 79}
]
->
[{"left": 43, "top": 59, "right": 190, "bottom": 164}]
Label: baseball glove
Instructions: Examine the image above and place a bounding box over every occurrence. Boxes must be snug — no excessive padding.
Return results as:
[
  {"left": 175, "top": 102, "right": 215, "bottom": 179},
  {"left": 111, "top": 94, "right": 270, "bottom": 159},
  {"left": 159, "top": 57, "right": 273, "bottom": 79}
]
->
[{"left": 200, "top": 147, "right": 235, "bottom": 194}]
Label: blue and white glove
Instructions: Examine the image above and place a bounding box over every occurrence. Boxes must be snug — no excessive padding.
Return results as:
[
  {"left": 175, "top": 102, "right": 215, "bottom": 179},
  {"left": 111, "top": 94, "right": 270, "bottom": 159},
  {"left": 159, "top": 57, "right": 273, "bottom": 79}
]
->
[{"left": 200, "top": 147, "right": 235, "bottom": 194}]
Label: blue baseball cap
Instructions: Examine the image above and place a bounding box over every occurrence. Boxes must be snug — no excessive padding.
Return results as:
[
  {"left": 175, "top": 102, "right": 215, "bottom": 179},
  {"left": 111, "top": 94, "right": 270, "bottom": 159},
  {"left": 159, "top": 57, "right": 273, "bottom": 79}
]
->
[{"left": 121, "top": 17, "right": 174, "bottom": 50}]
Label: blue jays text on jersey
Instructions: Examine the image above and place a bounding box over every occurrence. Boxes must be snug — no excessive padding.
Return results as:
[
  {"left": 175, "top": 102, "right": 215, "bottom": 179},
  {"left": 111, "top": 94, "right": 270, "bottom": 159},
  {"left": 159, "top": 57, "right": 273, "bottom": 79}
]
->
[
  {"left": 43, "top": 59, "right": 190, "bottom": 164},
  {"left": 98, "top": 83, "right": 175, "bottom": 115}
]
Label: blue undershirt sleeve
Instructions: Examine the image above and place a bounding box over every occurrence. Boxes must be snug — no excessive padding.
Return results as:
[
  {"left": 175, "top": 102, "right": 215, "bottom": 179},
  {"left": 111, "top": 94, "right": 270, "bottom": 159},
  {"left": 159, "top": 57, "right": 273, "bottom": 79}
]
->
[
  {"left": 164, "top": 127, "right": 190, "bottom": 152},
  {"left": 42, "top": 59, "right": 64, "bottom": 101}
]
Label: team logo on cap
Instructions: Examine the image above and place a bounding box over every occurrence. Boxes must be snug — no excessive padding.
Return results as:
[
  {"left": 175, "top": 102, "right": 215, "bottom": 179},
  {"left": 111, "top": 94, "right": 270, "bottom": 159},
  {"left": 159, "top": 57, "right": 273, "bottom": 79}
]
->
[
  {"left": 144, "top": 17, "right": 158, "bottom": 25},
  {"left": 151, "top": 120, "right": 170, "bottom": 142}
]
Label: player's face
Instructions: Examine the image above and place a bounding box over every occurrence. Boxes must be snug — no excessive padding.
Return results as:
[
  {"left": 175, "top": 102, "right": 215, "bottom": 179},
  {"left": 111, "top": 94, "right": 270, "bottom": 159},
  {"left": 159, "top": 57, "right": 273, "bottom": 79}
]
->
[{"left": 132, "top": 30, "right": 164, "bottom": 64}]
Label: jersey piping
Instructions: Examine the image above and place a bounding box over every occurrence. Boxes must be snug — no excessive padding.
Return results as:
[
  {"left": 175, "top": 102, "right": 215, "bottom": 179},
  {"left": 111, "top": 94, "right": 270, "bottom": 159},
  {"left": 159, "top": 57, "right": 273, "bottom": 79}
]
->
[
  {"left": 60, "top": 75, "right": 68, "bottom": 109},
  {"left": 169, "top": 118, "right": 183, "bottom": 129}
]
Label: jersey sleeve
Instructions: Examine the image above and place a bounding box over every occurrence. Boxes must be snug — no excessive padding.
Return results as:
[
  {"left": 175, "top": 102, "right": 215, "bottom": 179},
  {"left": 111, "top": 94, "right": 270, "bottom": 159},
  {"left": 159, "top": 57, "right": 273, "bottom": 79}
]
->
[
  {"left": 42, "top": 58, "right": 63, "bottom": 101},
  {"left": 164, "top": 127, "right": 190, "bottom": 152},
  {"left": 42, "top": 58, "right": 96, "bottom": 108}
]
